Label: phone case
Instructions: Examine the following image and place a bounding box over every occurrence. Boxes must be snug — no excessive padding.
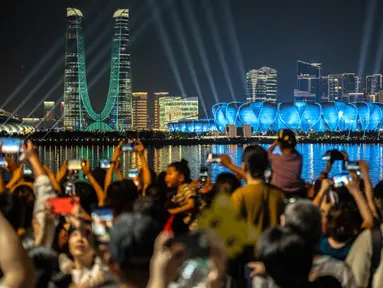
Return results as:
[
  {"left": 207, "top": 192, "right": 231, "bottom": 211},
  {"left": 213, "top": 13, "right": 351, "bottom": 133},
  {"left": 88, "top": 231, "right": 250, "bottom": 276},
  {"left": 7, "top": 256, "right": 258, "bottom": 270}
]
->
[{"left": 48, "top": 197, "right": 79, "bottom": 214}]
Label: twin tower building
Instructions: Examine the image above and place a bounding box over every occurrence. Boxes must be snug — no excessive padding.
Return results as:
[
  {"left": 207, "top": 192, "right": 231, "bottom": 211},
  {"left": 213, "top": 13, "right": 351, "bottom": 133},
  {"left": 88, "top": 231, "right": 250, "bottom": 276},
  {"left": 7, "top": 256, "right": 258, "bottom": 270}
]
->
[{"left": 63, "top": 8, "right": 131, "bottom": 131}]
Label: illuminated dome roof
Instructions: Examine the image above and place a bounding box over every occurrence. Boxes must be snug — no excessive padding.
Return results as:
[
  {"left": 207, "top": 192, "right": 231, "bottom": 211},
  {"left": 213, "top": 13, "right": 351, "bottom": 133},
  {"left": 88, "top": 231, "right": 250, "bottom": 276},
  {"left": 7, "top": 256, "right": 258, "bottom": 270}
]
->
[
  {"left": 0, "top": 116, "right": 34, "bottom": 134},
  {"left": 113, "top": 9, "right": 129, "bottom": 18},
  {"left": 67, "top": 8, "right": 83, "bottom": 17}
]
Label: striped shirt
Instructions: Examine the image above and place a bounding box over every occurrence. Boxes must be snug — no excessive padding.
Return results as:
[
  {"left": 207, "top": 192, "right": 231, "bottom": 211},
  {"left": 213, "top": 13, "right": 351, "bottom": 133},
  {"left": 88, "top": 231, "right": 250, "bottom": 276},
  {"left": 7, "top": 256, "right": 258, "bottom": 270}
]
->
[{"left": 171, "top": 184, "right": 196, "bottom": 206}]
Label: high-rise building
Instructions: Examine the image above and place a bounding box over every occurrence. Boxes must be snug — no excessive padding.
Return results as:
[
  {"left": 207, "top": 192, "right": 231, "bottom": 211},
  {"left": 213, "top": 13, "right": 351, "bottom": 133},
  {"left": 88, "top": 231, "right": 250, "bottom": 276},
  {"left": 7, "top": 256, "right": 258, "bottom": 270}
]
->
[
  {"left": 44, "top": 101, "right": 55, "bottom": 121},
  {"left": 320, "top": 76, "right": 329, "bottom": 101},
  {"left": 341, "top": 73, "right": 359, "bottom": 103},
  {"left": 153, "top": 92, "right": 169, "bottom": 130},
  {"left": 246, "top": 67, "right": 277, "bottom": 102},
  {"left": 61, "top": 101, "right": 65, "bottom": 119},
  {"left": 159, "top": 97, "right": 199, "bottom": 130},
  {"left": 296, "top": 61, "right": 321, "bottom": 102},
  {"left": 366, "top": 74, "right": 383, "bottom": 97},
  {"left": 43, "top": 101, "right": 55, "bottom": 129},
  {"left": 63, "top": 8, "right": 131, "bottom": 131},
  {"left": 328, "top": 74, "right": 343, "bottom": 101},
  {"left": 132, "top": 92, "right": 148, "bottom": 130}
]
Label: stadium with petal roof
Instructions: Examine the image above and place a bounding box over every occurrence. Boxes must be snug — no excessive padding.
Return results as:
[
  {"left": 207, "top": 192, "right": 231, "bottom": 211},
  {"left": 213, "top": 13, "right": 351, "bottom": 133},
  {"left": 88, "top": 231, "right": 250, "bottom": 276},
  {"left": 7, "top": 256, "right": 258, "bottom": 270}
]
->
[{"left": 168, "top": 101, "right": 383, "bottom": 133}]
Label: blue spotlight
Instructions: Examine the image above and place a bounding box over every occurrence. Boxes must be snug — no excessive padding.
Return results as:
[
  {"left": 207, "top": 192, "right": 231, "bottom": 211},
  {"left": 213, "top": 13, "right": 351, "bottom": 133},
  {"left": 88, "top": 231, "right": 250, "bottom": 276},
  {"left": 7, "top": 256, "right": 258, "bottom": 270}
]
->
[
  {"left": 183, "top": 0, "right": 220, "bottom": 104},
  {"left": 374, "top": 18, "right": 383, "bottom": 74},
  {"left": 203, "top": 0, "right": 236, "bottom": 103},
  {"left": 222, "top": 0, "right": 247, "bottom": 93},
  {"left": 358, "top": 0, "right": 378, "bottom": 76},
  {"left": 169, "top": 4, "right": 208, "bottom": 117},
  {"left": 148, "top": 0, "right": 187, "bottom": 97}
]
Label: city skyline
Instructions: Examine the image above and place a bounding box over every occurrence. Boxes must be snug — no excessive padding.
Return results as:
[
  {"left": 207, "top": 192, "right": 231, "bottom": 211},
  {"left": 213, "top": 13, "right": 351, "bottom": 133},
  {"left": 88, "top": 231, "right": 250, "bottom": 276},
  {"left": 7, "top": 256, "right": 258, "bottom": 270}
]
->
[{"left": 1, "top": 0, "right": 383, "bottom": 118}]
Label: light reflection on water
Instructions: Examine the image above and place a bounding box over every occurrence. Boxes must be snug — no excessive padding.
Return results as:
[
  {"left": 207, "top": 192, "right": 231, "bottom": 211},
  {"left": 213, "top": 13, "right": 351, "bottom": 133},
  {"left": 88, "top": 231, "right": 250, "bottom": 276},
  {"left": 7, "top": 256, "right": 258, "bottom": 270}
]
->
[{"left": 39, "top": 143, "right": 383, "bottom": 185}]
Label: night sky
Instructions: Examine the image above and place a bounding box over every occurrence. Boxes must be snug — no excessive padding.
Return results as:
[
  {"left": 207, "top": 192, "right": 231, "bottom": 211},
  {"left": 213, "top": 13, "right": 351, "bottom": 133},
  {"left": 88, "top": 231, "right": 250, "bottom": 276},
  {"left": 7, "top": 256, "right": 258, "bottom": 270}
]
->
[{"left": 0, "top": 0, "right": 383, "bottom": 118}]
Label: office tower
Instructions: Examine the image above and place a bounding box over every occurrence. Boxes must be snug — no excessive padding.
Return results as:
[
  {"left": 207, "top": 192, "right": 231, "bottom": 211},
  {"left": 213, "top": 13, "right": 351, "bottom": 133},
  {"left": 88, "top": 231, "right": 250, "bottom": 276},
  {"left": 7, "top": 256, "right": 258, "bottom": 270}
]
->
[
  {"left": 366, "top": 74, "right": 383, "bottom": 97},
  {"left": 43, "top": 101, "right": 55, "bottom": 129},
  {"left": 320, "top": 76, "right": 329, "bottom": 101},
  {"left": 159, "top": 97, "right": 199, "bottom": 130},
  {"left": 61, "top": 101, "right": 65, "bottom": 119},
  {"left": 246, "top": 67, "right": 277, "bottom": 102},
  {"left": 44, "top": 101, "right": 55, "bottom": 121},
  {"left": 153, "top": 92, "right": 169, "bottom": 130},
  {"left": 132, "top": 92, "right": 148, "bottom": 130},
  {"left": 63, "top": 8, "right": 131, "bottom": 131},
  {"left": 296, "top": 61, "right": 321, "bottom": 102},
  {"left": 341, "top": 73, "right": 359, "bottom": 103},
  {"left": 328, "top": 74, "right": 343, "bottom": 101}
]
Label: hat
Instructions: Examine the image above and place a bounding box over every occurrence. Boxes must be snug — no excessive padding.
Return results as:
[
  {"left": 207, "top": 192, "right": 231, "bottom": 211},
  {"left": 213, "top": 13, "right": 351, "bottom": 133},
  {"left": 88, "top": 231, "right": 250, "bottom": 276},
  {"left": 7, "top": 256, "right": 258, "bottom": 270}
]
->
[{"left": 278, "top": 129, "right": 297, "bottom": 148}]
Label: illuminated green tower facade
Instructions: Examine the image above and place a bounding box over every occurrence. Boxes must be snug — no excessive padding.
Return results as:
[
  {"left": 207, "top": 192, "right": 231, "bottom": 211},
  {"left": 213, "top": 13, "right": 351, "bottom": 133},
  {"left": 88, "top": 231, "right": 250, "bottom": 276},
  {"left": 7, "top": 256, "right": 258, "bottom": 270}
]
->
[{"left": 63, "top": 8, "right": 132, "bottom": 131}]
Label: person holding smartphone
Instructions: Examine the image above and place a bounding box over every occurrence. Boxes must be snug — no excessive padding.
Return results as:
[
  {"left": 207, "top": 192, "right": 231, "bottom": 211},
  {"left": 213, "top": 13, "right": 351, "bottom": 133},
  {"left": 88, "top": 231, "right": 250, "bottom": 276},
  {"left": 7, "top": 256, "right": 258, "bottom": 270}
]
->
[{"left": 268, "top": 129, "right": 306, "bottom": 198}]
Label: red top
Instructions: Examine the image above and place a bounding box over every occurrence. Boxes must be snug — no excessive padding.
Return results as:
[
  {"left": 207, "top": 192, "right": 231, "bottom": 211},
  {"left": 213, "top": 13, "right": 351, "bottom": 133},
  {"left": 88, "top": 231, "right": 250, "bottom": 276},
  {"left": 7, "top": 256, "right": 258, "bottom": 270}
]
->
[{"left": 163, "top": 215, "right": 175, "bottom": 232}]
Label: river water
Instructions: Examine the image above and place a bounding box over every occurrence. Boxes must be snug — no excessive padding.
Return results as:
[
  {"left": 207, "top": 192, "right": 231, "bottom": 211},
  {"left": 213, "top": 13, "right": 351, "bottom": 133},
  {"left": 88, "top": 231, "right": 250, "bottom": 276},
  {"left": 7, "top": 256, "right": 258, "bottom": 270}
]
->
[{"left": 38, "top": 143, "right": 383, "bottom": 185}]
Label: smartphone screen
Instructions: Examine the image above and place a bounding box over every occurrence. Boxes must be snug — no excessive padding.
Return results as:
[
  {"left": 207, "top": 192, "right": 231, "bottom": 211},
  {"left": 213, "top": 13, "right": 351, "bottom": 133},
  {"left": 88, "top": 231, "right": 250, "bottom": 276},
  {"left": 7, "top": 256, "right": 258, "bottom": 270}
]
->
[
  {"left": 48, "top": 197, "right": 79, "bottom": 215},
  {"left": 0, "top": 158, "right": 8, "bottom": 168},
  {"left": 128, "top": 168, "right": 139, "bottom": 179},
  {"left": 1, "top": 138, "right": 23, "bottom": 154},
  {"left": 121, "top": 141, "right": 137, "bottom": 152},
  {"left": 23, "top": 165, "right": 33, "bottom": 176},
  {"left": 322, "top": 155, "right": 331, "bottom": 161},
  {"left": 68, "top": 160, "right": 82, "bottom": 171},
  {"left": 333, "top": 175, "right": 351, "bottom": 188},
  {"left": 64, "top": 182, "right": 76, "bottom": 196},
  {"left": 91, "top": 208, "right": 113, "bottom": 243},
  {"left": 345, "top": 161, "right": 359, "bottom": 171},
  {"left": 100, "top": 159, "right": 111, "bottom": 169},
  {"left": 199, "top": 167, "right": 209, "bottom": 183},
  {"left": 206, "top": 153, "right": 221, "bottom": 164}
]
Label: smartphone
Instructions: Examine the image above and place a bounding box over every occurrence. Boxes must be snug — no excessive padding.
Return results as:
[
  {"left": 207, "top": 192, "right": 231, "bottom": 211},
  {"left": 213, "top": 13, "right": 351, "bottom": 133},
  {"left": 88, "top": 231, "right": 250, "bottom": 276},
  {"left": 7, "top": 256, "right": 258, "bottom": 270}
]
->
[
  {"left": 48, "top": 197, "right": 79, "bottom": 215},
  {"left": 128, "top": 168, "right": 139, "bottom": 179},
  {"left": 23, "top": 165, "right": 33, "bottom": 176},
  {"left": 91, "top": 208, "right": 113, "bottom": 243},
  {"left": 0, "top": 138, "right": 23, "bottom": 154},
  {"left": 206, "top": 153, "right": 221, "bottom": 164},
  {"left": 68, "top": 160, "right": 82, "bottom": 171},
  {"left": 264, "top": 168, "right": 272, "bottom": 179},
  {"left": 166, "top": 230, "right": 210, "bottom": 259},
  {"left": 0, "top": 158, "right": 7, "bottom": 168},
  {"left": 333, "top": 174, "right": 351, "bottom": 188},
  {"left": 199, "top": 167, "right": 209, "bottom": 184},
  {"left": 322, "top": 155, "right": 331, "bottom": 161},
  {"left": 64, "top": 182, "right": 76, "bottom": 196},
  {"left": 121, "top": 141, "right": 138, "bottom": 152},
  {"left": 345, "top": 161, "right": 359, "bottom": 171},
  {"left": 100, "top": 159, "right": 111, "bottom": 169}
]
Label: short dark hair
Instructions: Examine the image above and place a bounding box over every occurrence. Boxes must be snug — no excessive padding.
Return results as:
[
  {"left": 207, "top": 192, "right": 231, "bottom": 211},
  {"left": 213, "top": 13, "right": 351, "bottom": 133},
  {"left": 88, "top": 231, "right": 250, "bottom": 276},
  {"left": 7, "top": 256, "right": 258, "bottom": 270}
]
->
[
  {"left": 258, "top": 226, "right": 313, "bottom": 288},
  {"left": 28, "top": 247, "right": 60, "bottom": 288},
  {"left": 106, "top": 180, "right": 138, "bottom": 217},
  {"left": 214, "top": 172, "right": 241, "bottom": 195},
  {"left": 109, "top": 212, "right": 162, "bottom": 281},
  {"left": 326, "top": 207, "right": 359, "bottom": 243},
  {"left": 168, "top": 159, "right": 191, "bottom": 183},
  {"left": 277, "top": 129, "right": 297, "bottom": 149},
  {"left": 284, "top": 199, "right": 322, "bottom": 246},
  {"left": 0, "top": 191, "right": 25, "bottom": 230},
  {"left": 242, "top": 145, "right": 269, "bottom": 179}
]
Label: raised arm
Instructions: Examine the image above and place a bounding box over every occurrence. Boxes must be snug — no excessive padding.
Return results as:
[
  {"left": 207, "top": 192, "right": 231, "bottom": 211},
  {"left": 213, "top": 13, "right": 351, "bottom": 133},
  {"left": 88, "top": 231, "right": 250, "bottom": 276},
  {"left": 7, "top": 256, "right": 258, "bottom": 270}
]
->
[
  {"left": 56, "top": 160, "right": 68, "bottom": 185},
  {"left": 135, "top": 140, "right": 151, "bottom": 196},
  {"left": 346, "top": 181, "right": 374, "bottom": 229},
  {"left": 359, "top": 161, "right": 379, "bottom": 218},
  {"left": 219, "top": 154, "right": 246, "bottom": 180},
  {"left": 313, "top": 179, "right": 332, "bottom": 207},
  {"left": 104, "top": 141, "right": 123, "bottom": 193},
  {"left": 43, "top": 165, "right": 62, "bottom": 194},
  {"left": 0, "top": 212, "right": 36, "bottom": 288},
  {"left": 82, "top": 159, "right": 105, "bottom": 206},
  {"left": 267, "top": 139, "right": 279, "bottom": 154}
]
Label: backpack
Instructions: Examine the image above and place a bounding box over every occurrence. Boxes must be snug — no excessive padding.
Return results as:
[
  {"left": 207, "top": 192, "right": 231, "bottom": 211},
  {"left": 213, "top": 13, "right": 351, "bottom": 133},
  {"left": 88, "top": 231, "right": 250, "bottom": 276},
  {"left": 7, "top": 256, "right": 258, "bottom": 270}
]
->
[{"left": 368, "top": 225, "right": 382, "bottom": 288}]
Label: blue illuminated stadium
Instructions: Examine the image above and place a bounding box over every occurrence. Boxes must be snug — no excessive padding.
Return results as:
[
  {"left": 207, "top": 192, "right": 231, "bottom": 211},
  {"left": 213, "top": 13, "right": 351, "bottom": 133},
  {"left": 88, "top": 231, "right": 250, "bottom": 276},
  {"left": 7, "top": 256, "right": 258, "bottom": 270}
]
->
[{"left": 168, "top": 101, "right": 383, "bottom": 133}]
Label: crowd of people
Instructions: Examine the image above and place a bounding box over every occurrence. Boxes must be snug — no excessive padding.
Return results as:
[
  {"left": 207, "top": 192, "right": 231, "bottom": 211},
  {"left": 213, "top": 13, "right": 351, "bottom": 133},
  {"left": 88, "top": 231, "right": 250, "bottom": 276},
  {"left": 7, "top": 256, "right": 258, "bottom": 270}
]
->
[{"left": 0, "top": 129, "right": 382, "bottom": 288}]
